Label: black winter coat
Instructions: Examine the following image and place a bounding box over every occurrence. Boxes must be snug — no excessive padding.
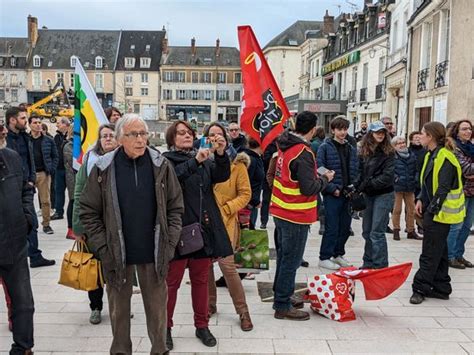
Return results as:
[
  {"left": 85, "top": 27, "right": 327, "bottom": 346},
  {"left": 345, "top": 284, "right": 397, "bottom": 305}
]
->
[
  {"left": 163, "top": 149, "right": 233, "bottom": 259},
  {"left": 33, "top": 133, "right": 58, "bottom": 175},
  {"left": 0, "top": 148, "right": 33, "bottom": 265},
  {"left": 356, "top": 147, "right": 395, "bottom": 196},
  {"left": 243, "top": 148, "right": 265, "bottom": 207},
  {"left": 394, "top": 151, "right": 417, "bottom": 192}
]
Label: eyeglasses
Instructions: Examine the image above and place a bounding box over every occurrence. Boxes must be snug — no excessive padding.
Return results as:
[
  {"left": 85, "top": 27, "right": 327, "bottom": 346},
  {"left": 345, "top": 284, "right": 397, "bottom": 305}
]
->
[
  {"left": 229, "top": 128, "right": 239, "bottom": 132},
  {"left": 100, "top": 134, "right": 115, "bottom": 139},
  {"left": 460, "top": 127, "right": 473, "bottom": 131},
  {"left": 176, "top": 129, "right": 193, "bottom": 136},
  {"left": 123, "top": 131, "right": 149, "bottom": 139}
]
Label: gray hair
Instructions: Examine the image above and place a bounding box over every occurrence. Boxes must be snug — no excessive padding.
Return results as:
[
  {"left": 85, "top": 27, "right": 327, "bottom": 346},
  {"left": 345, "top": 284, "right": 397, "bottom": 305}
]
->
[
  {"left": 391, "top": 135, "right": 406, "bottom": 145},
  {"left": 59, "top": 117, "right": 71, "bottom": 126},
  {"left": 115, "top": 113, "right": 148, "bottom": 139}
]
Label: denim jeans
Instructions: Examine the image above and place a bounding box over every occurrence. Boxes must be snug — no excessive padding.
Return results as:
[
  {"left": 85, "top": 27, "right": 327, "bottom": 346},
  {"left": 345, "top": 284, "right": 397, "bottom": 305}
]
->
[
  {"left": 0, "top": 255, "right": 35, "bottom": 354},
  {"left": 319, "top": 195, "right": 352, "bottom": 260},
  {"left": 54, "top": 168, "right": 66, "bottom": 216},
  {"left": 273, "top": 217, "right": 309, "bottom": 311},
  {"left": 24, "top": 190, "right": 42, "bottom": 262},
  {"left": 447, "top": 196, "right": 474, "bottom": 260},
  {"left": 362, "top": 192, "right": 394, "bottom": 269}
]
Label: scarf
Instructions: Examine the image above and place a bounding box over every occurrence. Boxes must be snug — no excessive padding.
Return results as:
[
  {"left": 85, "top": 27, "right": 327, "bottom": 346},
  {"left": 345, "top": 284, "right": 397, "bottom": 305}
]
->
[
  {"left": 456, "top": 139, "right": 474, "bottom": 158},
  {"left": 397, "top": 148, "right": 410, "bottom": 159}
]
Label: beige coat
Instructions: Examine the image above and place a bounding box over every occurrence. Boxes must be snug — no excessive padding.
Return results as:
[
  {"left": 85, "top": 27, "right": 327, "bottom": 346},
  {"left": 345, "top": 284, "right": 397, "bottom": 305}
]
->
[{"left": 213, "top": 153, "right": 252, "bottom": 248}]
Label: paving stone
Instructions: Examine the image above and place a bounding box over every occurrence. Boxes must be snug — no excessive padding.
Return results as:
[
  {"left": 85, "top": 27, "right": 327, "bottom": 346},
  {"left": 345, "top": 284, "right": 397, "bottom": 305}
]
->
[
  {"left": 410, "top": 328, "right": 471, "bottom": 342},
  {"left": 435, "top": 317, "right": 474, "bottom": 329},
  {"left": 328, "top": 340, "right": 467, "bottom": 354},
  {"left": 379, "top": 306, "right": 454, "bottom": 317},
  {"left": 273, "top": 339, "right": 331, "bottom": 353},
  {"left": 362, "top": 316, "right": 442, "bottom": 328},
  {"left": 218, "top": 338, "right": 274, "bottom": 353}
]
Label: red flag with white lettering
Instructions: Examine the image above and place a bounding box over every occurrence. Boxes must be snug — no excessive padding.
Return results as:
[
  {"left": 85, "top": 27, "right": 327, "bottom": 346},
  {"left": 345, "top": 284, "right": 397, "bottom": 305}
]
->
[{"left": 237, "top": 25, "right": 290, "bottom": 151}]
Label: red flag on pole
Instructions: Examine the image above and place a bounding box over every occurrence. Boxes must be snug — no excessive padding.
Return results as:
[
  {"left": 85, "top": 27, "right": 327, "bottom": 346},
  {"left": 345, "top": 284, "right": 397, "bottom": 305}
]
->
[{"left": 237, "top": 25, "right": 290, "bottom": 151}]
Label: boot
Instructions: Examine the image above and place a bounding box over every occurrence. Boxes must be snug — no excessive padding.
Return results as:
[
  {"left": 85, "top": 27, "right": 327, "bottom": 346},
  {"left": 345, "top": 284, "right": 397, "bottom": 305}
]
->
[
  {"left": 240, "top": 312, "right": 254, "bottom": 331},
  {"left": 274, "top": 307, "right": 310, "bottom": 321},
  {"left": 393, "top": 229, "right": 400, "bottom": 241},
  {"left": 407, "top": 231, "right": 423, "bottom": 240}
]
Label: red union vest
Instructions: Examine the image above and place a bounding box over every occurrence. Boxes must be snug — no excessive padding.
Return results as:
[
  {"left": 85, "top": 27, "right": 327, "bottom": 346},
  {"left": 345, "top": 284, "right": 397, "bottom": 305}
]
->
[{"left": 270, "top": 143, "right": 318, "bottom": 224}]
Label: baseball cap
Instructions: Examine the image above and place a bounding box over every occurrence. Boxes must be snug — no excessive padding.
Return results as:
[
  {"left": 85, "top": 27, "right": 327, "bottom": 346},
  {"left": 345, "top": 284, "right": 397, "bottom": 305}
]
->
[{"left": 368, "top": 121, "right": 386, "bottom": 132}]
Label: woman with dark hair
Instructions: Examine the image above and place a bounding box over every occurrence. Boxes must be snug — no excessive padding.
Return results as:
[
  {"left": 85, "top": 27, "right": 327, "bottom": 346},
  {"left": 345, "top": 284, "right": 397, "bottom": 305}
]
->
[
  {"left": 310, "top": 125, "right": 326, "bottom": 155},
  {"left": 207, "top": 123, "right": 254, "bottom": 331},
  {"left": 446, "top": 119, "right": 474, "bottom": 269},
  {"left": 410, "top": 122, "right": 466, "bottom": 304},
  {"left": 72, "top": 123, "right": 118, "bottom": 324},
  {"left": 105, "top": 107, "right": 122, "bottom": 123},
  {"left": 163, "top": 120, "right": 232, "bottom": 349},
  {"left": 356, "top": 121, "right": 395, "bottom": 269}
]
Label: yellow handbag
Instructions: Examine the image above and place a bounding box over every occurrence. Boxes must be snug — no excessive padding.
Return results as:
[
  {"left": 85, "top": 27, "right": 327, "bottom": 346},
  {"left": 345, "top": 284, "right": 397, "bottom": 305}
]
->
[{"left": 58, "top": 239, "right": 104, "bottom": 291}]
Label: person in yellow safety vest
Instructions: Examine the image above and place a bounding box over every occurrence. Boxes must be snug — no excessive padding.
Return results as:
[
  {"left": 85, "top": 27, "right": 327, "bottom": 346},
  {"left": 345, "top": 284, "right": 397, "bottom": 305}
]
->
[
  {"left": 270, "top": 111, "right": 334, "bottom": 321},
  {"left": 410, "top": 122, "right": 466, "bottom": 305}
]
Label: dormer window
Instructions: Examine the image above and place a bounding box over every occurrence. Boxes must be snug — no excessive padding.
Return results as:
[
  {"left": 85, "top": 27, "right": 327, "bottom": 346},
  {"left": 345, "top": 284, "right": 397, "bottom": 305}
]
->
[
  {"left": 33, "top": 55, "right": 41, "bottom": 67},
  {"left": 10, "top": 56, "right": 16, "bottom": 67},
  {"left": 145, "top": 45, "right": 150, "bottom": 51},
  {"left": 95, "top": 56, "right": 103, "bottom": 69},
  {"left": 125, "top": 57, "right": 135, "bottom": 68},
  {"left": 130, "top": 45, "right": 135, "bottom": 50},
  {"left": 70, "top": 56, "right": 77, "bottom": 68},
  {"left": 140, "top": 57, "right": 151, "bottom": 68}
]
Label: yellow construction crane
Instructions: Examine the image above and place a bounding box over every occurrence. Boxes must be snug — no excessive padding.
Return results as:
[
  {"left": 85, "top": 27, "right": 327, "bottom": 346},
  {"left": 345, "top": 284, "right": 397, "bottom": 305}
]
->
[{"left": 27, "top": 79, "right": 74, "bottom": 123}]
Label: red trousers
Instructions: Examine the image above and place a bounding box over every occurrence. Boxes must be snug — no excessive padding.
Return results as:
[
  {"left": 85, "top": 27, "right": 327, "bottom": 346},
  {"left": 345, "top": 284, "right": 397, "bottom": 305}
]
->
[{"left": 166, "top": 257, "right": 212, "bottom": 329}]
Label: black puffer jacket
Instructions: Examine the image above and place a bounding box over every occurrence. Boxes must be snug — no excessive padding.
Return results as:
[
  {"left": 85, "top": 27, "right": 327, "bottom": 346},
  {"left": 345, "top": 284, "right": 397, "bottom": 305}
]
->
[
  {"left": 0, "top": 148, "right": 33, "bottom": 265},
  {"left": 356, "top": 147, "right": 395, "bottom": 196},
  {"left": 163, "top": 149, "right": 233, "bottom": 259}
]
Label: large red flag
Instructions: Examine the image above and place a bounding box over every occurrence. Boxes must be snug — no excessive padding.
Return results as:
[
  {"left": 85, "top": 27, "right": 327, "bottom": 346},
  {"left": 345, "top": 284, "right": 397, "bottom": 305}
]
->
[{"left": 237, "top": 26, "right": 290, "bottom": 151}]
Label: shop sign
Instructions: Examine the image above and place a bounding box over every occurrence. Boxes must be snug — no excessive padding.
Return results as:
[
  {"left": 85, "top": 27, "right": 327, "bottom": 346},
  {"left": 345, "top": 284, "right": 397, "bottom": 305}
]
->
[{"left": 322, "top": 50, "right": 360, "bottom": 76}]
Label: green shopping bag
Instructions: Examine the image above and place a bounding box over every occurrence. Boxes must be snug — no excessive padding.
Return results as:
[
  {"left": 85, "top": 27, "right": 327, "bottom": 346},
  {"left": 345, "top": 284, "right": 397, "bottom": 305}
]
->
[{"left": 235, "top": 229, "right": 270, "bottom": 272}]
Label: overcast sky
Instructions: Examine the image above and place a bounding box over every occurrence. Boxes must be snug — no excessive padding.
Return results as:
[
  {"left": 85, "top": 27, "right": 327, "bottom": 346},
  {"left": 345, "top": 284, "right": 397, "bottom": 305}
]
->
[{"left": 0, "top": 0, "right": 361, "bottom": 48}]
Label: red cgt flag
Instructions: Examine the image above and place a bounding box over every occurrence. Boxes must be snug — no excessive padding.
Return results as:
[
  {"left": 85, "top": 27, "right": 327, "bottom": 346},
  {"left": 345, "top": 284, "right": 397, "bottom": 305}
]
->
[{"left": 237, "top": 25, "right": 290, "bottom": 151}]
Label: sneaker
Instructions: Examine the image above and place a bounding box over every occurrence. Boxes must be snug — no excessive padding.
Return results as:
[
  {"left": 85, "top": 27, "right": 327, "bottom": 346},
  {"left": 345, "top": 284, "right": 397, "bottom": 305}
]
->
[
  {"left": 66, "top": 228, "right": 75, "bottom": 240},
  {"left": 259, "top": 224, "right": 267, "bottom": 229},
  {"left": 319, "top": 259, "right": 340, "bottom": 270},
  {"left": 215, "top": 276, "right": 227, "bottom": 288},
  {"left": 274, "top": 307, "right": 310, "bottom": 321},
  {"left": 43, "top": 226, "right": 54, "bottom": 234},
  {"left": 30, "top": 257, "right": 55, "bottom": 268},
  {"left": 449, "top": 259, "right": 466, "bottom": 269},
  {"left": 89, "top": 309, "right": 102, "bottom": 324},
  {"left": 332, "top": 256, "right": 352, "bottom": 267},
  {"left": 166, "top": 327, "right": 173, "bottom": 350},
  {"left": 386, "top": 226, "right": 394, "bottom": 234},
  {"left": 458, "top": 257, "right": 474, "bottom": 268},
  {"left": 50, "top": 213, "right": 64, "bottom": 220},
  {"left": 195, "top": 327, "right": 217, "bottom": 347},
  {"left": 409, "top": 292, "right": 425, "bottom": 305}
]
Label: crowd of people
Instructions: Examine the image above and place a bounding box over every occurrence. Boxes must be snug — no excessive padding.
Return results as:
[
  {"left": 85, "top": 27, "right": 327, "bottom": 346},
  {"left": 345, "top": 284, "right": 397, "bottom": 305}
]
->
[{"left": 0, "top": 105, "right": 472, "bottom": 354}]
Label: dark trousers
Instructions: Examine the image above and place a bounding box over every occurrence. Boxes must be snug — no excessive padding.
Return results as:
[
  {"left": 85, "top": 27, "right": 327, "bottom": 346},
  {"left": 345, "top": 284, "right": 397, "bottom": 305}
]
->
[
  {"left": 66, "top": 199, "right": 74, "bottom": 229},
  {"left": 54, "top": 169, "right": 66, "bottom": 216},
  {"left": 260, "top": 180, "right": 272, "bottom": 226},
  {"left": 0, "top": 256, "right": 35, "bottom": 354},
  {"left": 273, "top": 217, "right": 309, "bottom": 311},
  {"left": 319, "top": 195, "right": 352, "bottom": 261},
  {"left": 166, "top": 257, "right": 211, "bottom": 329},
  {"left": 412, "top": 212, "right": 452, "bottom": 296},
  {"left": 24, "top": 191, "right": 42, "bottom": 262},
  {"left": 89, "top": 285, "right": 104, "bottom": 311},
  {"left": 106, "top": 264, "right": 167, "bottom": 355}
]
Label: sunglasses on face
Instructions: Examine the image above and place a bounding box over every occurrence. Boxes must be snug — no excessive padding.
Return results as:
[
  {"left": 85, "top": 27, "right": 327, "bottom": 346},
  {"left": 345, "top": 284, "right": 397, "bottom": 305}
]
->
[{"left": 176, "top": 129, "right": 193, "bottom": 136}]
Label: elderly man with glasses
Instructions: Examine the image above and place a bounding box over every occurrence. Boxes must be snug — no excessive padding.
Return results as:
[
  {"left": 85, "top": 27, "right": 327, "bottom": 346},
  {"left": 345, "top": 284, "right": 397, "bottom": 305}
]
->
[
  {"left": 381, "top": 116, "right": 396, "bottom": 138},
  {"left": 79, "top": 114, "right": 184, "bottom": 354},
  {"left": 228, "top": 121, "right": 247, "bottom": 153}
]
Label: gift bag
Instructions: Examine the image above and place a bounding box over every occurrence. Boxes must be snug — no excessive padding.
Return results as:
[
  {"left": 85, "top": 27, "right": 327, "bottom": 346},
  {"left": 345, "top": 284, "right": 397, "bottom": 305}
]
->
[
  {"left": 58, "top": 240, "right": 104, "bottom": 291},
  {"left": 235, "top": 229, "right": 269, "bottom": 272},
  {"left": 307, "top": 273, "right": 356, "bottom": 322}
]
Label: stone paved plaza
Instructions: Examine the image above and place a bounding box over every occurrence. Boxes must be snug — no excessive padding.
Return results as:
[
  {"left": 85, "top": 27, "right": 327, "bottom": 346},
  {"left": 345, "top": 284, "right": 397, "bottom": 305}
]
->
[{"left": 1, "top": 210, "right": 473, "bottom": 354}]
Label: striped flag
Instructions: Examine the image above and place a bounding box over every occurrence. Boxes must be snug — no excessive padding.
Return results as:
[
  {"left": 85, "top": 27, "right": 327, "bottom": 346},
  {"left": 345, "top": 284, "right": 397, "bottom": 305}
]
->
[{"left": 73, "top": 58, "right": 108, "bottom": 170}]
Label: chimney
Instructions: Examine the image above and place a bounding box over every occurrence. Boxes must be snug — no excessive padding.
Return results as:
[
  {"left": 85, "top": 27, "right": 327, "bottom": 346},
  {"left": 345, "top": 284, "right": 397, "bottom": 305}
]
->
[
  {"left": 323, "top": 10, "right": 335, "bottom": 35},
  {"left": 27, "top": 15, "right": 38, "bottom": 48},
  {"left": 215, "top": 38, "right": 220, "bottom": 57},
  {"left": 162, "top": 37, "right": 168, "bottom": 55},
  {"left": 191, "top": 37, "right": 196, "bottom": 56}
]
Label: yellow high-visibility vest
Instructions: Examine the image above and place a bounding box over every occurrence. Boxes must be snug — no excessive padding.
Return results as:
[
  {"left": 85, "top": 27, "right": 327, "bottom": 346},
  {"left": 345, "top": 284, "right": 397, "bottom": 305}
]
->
[{"left": 420, "top": 147, "right": 466, "bottom": 224}]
